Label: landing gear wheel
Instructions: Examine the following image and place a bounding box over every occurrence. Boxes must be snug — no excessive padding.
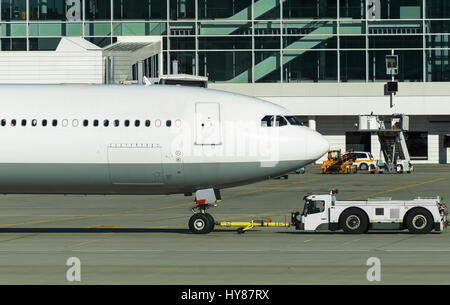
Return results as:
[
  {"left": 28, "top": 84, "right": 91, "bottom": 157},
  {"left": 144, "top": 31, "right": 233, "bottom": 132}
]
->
[
  {"left": 189, "top": 213, "right": 214, "bottom": 234},
  {"left": 396, "top": 164, "right": 403, "bottom": 174},
  {"left": 205, "top": 213, "right": 215, "bottom": 231},
  {"left": 405, "top": 209, "right": 433, "bottom": 234},
  {"left": 340, "top": 209, "right": 369, "bottom": 234}
]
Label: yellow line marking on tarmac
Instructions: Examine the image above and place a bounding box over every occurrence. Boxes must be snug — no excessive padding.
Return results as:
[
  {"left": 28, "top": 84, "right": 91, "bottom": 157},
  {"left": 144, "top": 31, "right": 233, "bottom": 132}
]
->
[
  {"left": 0, "top": 177, "right": 320, "bottom": 229},
  {"left": 345, "top": 177, "right": 448, "bottom": 200}
]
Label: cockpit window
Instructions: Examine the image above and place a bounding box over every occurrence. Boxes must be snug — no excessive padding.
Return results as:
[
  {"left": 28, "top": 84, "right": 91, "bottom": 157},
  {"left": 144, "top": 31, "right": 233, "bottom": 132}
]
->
[
  {"left": 285, "top": 115, "right": 304, "bottom": 126},
  {"left": 275, "top": 116, "right": 288, "bottom": 127},
  {"left": 261, "top": 115, "right": 274, "bottom": 127}
]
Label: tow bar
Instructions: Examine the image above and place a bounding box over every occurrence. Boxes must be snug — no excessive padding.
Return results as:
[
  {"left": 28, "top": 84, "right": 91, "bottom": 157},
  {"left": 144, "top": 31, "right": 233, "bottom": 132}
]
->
[{"left": 216, "top": 218, "right": 290, "bottom": 234}]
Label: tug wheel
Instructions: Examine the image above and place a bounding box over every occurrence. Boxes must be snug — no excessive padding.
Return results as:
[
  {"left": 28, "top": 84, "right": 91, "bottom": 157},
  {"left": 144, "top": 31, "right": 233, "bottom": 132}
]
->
[
  {"left": 405, "top": 208, "right": 433, "bottom": 234},
  {"left": 340, "top": 208, "right": 369, "bottom": 234}
]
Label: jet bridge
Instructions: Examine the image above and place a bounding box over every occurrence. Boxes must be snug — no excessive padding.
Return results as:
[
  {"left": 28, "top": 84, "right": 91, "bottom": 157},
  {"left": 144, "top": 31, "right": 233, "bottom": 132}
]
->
[{"left": 358, "top": 114, "right": 413, "bottom": 174}]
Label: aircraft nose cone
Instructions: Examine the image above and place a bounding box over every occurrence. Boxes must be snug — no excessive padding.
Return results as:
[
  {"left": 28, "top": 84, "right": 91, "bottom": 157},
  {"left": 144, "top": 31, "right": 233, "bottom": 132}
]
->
[{"left": 307, "top": 132, "right": 329, "bottom": 161}]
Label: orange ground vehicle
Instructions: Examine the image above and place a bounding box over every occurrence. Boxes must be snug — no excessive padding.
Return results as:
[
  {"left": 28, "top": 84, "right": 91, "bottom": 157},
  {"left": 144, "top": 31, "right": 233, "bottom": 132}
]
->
[{"left": 321, "top": 150, "right": 357, "bottom": 174}]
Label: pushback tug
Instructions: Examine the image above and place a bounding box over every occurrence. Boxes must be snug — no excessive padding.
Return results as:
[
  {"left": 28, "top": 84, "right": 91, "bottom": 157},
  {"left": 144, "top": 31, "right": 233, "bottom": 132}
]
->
[{"left": 217, "top": 190, "right": 448, "bottom": 234}]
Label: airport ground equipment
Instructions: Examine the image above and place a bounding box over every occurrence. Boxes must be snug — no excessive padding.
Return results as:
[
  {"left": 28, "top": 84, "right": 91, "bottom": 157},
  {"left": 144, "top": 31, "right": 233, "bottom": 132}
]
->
[
  {"left": 217, "top": 218, "right": 290, "bottom": 234},
  {"left": 291, "top": 190, "right": 448, "bottom": 234},
  {"left": 321, "top": 150, "right": 357, "bottom": 174},
  {"left": 358, "top": 114, "right": 413, "bottom": 174},
  {"left": 216, "top": 190, "right": 448, "bottom": 234}
]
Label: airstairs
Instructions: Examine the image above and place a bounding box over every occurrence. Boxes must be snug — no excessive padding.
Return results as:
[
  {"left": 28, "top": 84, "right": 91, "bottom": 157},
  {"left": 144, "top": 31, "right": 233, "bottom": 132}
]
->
[{"left": 359, "top": 114, "right": 413, "bottom": 174}]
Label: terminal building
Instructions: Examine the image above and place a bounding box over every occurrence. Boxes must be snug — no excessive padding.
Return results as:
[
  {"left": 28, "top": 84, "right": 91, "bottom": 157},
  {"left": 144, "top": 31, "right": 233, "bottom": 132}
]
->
[{"left": 0, "top": 0, "right": 449, "bottom": 163}]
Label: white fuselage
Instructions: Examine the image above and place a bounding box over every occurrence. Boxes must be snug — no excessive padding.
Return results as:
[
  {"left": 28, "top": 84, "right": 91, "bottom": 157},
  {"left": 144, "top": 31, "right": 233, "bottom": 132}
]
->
[{"left": 0, "top": 84, "right": 328, "bottom": 194}]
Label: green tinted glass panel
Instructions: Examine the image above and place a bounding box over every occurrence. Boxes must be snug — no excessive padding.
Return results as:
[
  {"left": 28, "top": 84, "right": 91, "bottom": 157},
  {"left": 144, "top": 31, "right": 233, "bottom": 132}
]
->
[
  {"left": 426, "top": 49, "right": 450, "bottom": 81},
  {"left": 426, "top": 20, "right": 450, "bottom": 33},
  {"left": 340, "top": 21, "right": 365, "bottom": 34},
  {"left": 254, "top": 51, "right": 281, "bottom": 82},
  {"left": 94, "top": 23, "right": 110, "bottom": 36},
  {"left": 340, "top": 36, "right": 366, "bottom": 49},
  {"left": 198, "top": 0, "right": 252, "bottom": 19},
  {"left": 340, "top": 0, "right": 365, "bottom": 18},
  {"left": 199, "top": 51, "right": 252, "bottom": 82},
  {"left": 283, "top": 50, "right": 337, "bottom": 82},
  {"left": 426, "top": 0, "right": 450, "bottom": 18},
  {"left": 426, "top": 35, "right": 450, "bottom": 48},
  {"left": 28, "top": 24, "right": 38, "bottom": 36},
  {"left": 198, "top": 22, "right": 251, "bottom": 35},
  {"left": 10, "top": 24, "right": 26, "bottom": 36},
  {"left": 122, "top": 23, "right": 145, "bottom": 35},
  {"left": 199, "top": 37, "right": 252, "bottom": 49},
  {"left": 149, "top": 23, "right": 166, "bottom": 35},
  {"left": 340, "top": 51, "right": 366, "bottom": 81},
  {"left": 283, "top": 0, "right": 337, "bottom": 18},
  {"left": 66, "top": 23, "right": 83, "bottom": 36},
  {"left": 84, "top": 23, "right": 110, "bottom": 36},
  {"left": 38, "top": 23, "right": 62, "bottom": 36},
  {"left": 254, "top": 0, "right": 280, "bottom": 20}
]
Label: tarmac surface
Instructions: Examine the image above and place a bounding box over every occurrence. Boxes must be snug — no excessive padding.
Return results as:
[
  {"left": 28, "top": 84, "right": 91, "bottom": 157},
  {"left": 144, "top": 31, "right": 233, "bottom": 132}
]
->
[{"left": 0, "top": 164, "right": 448, "bottom": 284}]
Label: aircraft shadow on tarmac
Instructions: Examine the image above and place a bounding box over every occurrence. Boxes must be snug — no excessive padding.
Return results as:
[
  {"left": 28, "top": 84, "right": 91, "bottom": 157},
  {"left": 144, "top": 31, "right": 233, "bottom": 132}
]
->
[{"left": 0, "top": 228, "right": 233, "bottom": 234}]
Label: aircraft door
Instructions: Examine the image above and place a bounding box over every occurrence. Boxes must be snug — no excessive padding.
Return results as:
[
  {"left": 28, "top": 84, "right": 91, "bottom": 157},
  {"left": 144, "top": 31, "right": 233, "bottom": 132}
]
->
[{"left": 195, "top": 102, "right": 222, "bottom": 145}]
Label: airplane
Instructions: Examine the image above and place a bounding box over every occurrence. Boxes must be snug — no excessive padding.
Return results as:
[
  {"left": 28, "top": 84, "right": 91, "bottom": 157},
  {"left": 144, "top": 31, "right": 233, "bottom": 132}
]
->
[{"left": 0, "top": 84, "right": 329, "bottom": 234}]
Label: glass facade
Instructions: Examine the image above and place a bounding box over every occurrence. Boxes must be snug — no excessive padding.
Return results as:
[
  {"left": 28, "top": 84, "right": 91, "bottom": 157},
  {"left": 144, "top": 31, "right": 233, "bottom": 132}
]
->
[{"left": 0, "top": 0, "right": 449, "bottom": 82}]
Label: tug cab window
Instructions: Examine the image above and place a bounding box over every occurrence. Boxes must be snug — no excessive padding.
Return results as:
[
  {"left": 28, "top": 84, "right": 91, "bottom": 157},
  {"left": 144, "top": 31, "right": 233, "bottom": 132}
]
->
[
  {"left": 261, "top": 115, "right": 274, "bottom": 127},
  {"left": 303, "top": 200, "right": 326, "bottom": 215},
  {"left": 275, "top": 116, "right": 288, "bottom": 127}
]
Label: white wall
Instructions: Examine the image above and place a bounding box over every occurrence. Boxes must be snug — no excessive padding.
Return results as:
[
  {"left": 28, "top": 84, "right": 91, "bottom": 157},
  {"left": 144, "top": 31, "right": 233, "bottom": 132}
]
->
[{"left": 0, "top": 51, "right": 103, "bottom": 84}]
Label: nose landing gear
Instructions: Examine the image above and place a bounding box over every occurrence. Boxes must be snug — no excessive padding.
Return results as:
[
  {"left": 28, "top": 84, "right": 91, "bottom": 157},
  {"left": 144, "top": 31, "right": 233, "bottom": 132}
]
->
[
  {"left": 188, "top": 188, "right": 220, "bottom": 234},
  {"left": 189, "top": 210, "right": 215, "bottom": 234}
]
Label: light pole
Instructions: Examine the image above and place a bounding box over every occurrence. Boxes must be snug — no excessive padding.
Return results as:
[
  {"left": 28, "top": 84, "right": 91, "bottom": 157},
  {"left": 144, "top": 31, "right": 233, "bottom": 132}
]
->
[{"left": 385, "top": 50, "right": 398, "bottom": 108}]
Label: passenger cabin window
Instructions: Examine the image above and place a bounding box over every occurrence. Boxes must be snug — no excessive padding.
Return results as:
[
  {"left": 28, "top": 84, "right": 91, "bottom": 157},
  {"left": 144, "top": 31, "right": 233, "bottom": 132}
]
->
[
  {"left": 114, "top": 120, "right": 120, "bottom": 127},
  {"left": 124, "top": 120, "right": 130, "bottom": 127},
  {"left": 261, "top": 115, "right": 274, "bottom": 127},
  {"left": 285, "top": 116, "right": 304, "bottom": 126},
  {"left": 275, "top": 116, "right": 288, "bottom": 127},
  {"left": 93, "top": 120, "right": 99, "bottom": 127},
  {"left": 145, "top": 120, "right": 151, "bottom": 127},
  {"left": 52, "top": 119, "right": 57, "bottom": 127},
  {"left": 42, "top": 120, "right": 47, "bottom": 127},
  {"left": 1, "top": 119, "right": 6, "bottom": 126},
  {"left": 21, "top": 119, "right": 27, "bottom": 126},
  {"left": 135, "top": 120, "right": 140, "bottom": 127},
  {"left": 166, "top": 120, "right": 171, "bottom": 127},
  {"left": 32, "top": 119, "right": 37, "bottom": 126},
  {"left": 83, "top": 120, "right": 88, "bottom": 127},
  {"left": 104, "top": 120, "right": 109, "bottom": 127}
]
